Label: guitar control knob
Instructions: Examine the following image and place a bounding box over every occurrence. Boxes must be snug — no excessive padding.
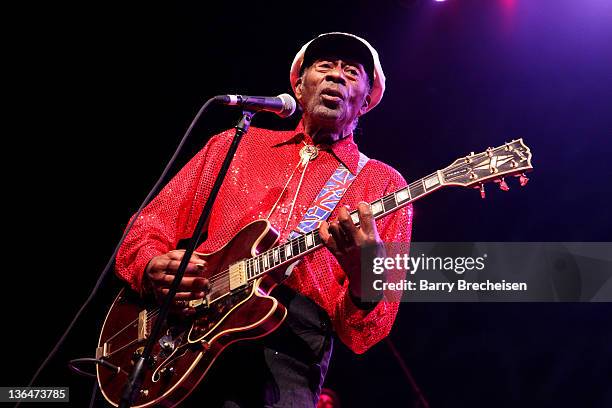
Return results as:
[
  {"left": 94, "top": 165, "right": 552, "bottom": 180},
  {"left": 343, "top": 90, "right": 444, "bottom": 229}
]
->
[
  {"left": 159, "top": 335, "right": 175, "bottom": 352},
  {"left": 160, "top": 366, "right": 175, "bottom": 379}
]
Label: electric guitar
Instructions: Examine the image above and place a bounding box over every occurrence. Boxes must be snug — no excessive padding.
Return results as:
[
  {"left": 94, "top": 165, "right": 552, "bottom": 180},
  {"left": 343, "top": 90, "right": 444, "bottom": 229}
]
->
[{"left": 96, "top": 139, "right": 533, "bottom": 407}]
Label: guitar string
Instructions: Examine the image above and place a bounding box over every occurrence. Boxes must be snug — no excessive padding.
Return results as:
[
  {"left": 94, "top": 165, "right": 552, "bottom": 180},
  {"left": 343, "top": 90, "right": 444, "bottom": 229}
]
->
[{"left": 105, "top": 145, "right": 527, "bottom": 342}]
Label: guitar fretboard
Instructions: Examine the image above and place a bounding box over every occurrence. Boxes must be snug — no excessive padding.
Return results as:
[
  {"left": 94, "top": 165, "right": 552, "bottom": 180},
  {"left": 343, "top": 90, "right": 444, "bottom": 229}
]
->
[{"left": 240, "top": 171, "right": 444, "bottom": 282}]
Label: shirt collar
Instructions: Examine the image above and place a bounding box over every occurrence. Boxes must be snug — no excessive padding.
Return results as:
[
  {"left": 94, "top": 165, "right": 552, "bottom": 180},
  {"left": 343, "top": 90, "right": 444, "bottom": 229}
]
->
[{"left": 279, "top": 120, "right": 361, "bottom": 175}]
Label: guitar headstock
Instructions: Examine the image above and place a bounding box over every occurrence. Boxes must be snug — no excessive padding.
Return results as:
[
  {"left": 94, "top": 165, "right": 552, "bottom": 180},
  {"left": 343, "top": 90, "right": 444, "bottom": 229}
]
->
[{"left": 440, "top": 139, "right": 533, "bottom": 197}]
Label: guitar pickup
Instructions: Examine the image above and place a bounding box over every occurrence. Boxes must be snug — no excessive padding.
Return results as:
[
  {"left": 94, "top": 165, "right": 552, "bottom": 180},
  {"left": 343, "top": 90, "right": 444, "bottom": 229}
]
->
[{"left": 229, "top": 261, "right": 247, "bottom": 291}]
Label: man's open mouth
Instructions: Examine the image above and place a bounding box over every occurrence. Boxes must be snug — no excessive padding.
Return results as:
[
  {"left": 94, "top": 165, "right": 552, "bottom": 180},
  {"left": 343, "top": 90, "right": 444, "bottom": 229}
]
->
[{"left": 320, "top": 88, "right": 344, "bottom": 103}]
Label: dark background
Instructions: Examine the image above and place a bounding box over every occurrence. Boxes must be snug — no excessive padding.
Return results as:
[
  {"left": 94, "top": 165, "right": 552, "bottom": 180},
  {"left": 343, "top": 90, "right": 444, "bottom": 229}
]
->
[{"left": 6, "top": 0, "right": 612, "bottom": 407}]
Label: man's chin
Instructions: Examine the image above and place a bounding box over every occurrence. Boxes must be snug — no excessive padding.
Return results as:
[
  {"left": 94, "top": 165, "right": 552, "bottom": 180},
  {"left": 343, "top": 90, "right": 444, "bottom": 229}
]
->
[{"left": 312, "top": 105, "right": 344, "bottom": 122}]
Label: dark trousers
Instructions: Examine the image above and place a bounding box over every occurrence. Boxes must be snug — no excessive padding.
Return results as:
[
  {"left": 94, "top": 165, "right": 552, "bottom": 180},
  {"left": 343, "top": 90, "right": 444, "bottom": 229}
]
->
[{"left": 186, "top": 284, "right": 334, "bottom": 408}]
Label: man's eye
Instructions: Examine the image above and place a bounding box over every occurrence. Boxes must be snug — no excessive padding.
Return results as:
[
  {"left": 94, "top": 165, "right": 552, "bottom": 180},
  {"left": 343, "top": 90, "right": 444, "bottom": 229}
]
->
[
  {"left": 346, "top": 68, "right": 360, "bottom": 77},
  {"left": 318, "top": 62, "right": 333, "bottom": 69}
]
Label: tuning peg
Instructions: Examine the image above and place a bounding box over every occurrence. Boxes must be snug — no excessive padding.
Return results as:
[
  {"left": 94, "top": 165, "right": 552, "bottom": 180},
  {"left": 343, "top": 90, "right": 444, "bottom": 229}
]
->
[
  {"left": 473, "top": 183, "right": 486, "bottom": 199},
  {"left": 495, "top": 177, "right": 510, "bottom": 191},
  {"left": 515, "top": 173, "right": 529, "bottom": 186}
]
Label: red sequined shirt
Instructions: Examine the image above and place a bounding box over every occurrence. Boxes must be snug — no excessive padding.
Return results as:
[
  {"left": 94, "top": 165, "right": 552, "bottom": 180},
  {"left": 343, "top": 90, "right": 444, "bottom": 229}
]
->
[{"left": 116, "top": 122, "right": 413, "bottom": 354}]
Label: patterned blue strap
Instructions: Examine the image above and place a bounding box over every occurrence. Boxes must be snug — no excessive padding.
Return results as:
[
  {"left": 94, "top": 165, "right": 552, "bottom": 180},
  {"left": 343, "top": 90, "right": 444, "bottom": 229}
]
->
[{"left": 288, "top": 152, "right": 369, "bottom": 240}]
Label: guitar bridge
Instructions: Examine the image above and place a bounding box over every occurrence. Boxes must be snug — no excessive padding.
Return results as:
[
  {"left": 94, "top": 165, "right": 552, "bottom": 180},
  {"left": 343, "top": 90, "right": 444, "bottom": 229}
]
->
[
  {"left": 188, "top": 293, "right": 211, "bottom": 310},
  {"left": 229, "top": 260, "right": 247, "bottom": 291},
  {"left": 96, "top": 342, "right": 110, "bottom": 359}
]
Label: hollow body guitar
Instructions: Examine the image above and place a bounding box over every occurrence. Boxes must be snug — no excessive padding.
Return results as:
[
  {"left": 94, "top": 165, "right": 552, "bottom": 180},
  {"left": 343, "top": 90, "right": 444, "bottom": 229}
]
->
[{"left": 97, "top": 140, "right": 533, "bottom": 407}]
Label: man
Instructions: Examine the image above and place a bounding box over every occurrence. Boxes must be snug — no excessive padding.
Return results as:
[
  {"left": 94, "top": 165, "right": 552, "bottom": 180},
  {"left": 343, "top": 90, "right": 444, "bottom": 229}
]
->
[{"left": 116, "top": 32, "right": 413, "bottom": 407}]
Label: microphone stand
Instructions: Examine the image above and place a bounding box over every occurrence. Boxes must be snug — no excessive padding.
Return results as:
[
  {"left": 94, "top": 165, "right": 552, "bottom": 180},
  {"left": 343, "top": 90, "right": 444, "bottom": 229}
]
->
[{"left": 119, "top": 109, "right": 256, "bottom": 408}]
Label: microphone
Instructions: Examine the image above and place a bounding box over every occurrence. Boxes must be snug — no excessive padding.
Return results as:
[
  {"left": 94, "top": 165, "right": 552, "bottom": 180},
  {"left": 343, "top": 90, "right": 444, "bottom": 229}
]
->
[{"left": 214, "top": 93, "right": 297, "bottom": 118}]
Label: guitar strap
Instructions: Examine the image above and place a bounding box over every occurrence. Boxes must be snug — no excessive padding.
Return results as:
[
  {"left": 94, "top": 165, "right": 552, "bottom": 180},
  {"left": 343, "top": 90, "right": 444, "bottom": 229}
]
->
[{"left": 284, "top": 151, "right": 369, "bottom": 276}]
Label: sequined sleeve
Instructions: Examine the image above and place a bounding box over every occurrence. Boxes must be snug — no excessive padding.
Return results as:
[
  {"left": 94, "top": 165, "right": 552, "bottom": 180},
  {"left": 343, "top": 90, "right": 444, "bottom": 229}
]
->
[
  {"left": 331, "top": 171, "right": 413, "bottom": 354},
  {"left": 115, "top": 132, "right": 232, "bottom": 292}
]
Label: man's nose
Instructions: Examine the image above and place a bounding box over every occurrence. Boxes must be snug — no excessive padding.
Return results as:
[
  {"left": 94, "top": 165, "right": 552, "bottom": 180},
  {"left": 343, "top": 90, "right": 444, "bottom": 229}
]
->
[{"left": 325, "top": 65, "right": 347, "bottom": 85}]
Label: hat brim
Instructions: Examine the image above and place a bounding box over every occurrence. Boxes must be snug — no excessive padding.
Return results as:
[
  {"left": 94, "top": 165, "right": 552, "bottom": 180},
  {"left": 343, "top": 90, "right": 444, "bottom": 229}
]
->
[{"left": 301, "top": 33, "right": 375, "bottom": 84}]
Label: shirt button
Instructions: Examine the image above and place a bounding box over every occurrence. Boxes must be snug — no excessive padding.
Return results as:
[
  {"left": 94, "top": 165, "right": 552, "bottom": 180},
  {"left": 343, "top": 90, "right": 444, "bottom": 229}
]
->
[{"left": 280, "top": 207, "right": 288, "bottom": 214}]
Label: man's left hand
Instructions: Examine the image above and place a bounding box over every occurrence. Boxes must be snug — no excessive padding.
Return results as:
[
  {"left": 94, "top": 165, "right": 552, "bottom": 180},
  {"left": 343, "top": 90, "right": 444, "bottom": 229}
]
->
[{"left": 319, "top": 202, "right": 386, "bottom": 301}]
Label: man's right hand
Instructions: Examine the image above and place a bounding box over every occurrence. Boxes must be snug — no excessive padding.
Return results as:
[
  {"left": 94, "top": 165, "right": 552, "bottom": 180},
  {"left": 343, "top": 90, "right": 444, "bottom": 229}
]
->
[{"left": 143, "top": 250, "right": 210, "bottom": 316}]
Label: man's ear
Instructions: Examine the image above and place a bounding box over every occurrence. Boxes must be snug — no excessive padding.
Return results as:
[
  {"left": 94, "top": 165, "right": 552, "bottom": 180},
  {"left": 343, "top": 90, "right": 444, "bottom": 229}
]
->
[
  {"left": 294, "top": 76, "right": 304, "bottom": 103},
  {"left": 358, "top": 94, "right": 371, "bottom": 116}
]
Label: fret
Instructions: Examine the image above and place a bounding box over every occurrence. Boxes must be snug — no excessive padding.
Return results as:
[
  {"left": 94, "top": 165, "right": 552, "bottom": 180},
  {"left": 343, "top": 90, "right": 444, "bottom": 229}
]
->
[
  {"left": 291, "top": 239, "right": 300, "bottom": 257},
  {"left": 423, "top": 172, "right": 441, "bottom": 190},
  {"left": 273, "top": 247, "right": 280, "bottom": 264},
  {"left": 371, "top": 200, "right": 383, "bottom": 216},
  {"left": 409, "top": 181, "right": 425, "bottom": 199},
  {"left": 263, "top": 252, "right": 269, "bottom": 269},
  {"left": 305, "top": 233, "right": 314, "bottom": 248},
  {"left": 395, "top": 187, "right": 410, "bottom": 204},
  {"left": 281, "top": 245, "right": 287, "bottom": 262},
  {"left": 246, "top": 260, "right": 253, "bottom": 279},
  {"left": 350, "top": 211, "right": 359, "bottom": 224},
  {"left": 285, "top": 243, "right": 292, "bottom": 259},
  {"left": 382, "top": 194, "right": 397, "bottom": 213}
]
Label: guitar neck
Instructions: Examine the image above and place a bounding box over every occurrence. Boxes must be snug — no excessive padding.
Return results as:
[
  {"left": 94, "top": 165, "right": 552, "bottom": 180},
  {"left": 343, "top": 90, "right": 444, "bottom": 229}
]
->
[
  {"left": 241, "top": 170, "right": 444, "bottom": 282},
  {"left": 203, "top": 138, "right": 532, "bottom": 305}
]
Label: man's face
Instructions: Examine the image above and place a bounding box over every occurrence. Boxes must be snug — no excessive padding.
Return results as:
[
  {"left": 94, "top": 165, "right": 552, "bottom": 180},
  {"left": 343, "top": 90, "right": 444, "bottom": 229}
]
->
[{"left": 295, "top": 57, "right": 371, "bottom": 134}]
